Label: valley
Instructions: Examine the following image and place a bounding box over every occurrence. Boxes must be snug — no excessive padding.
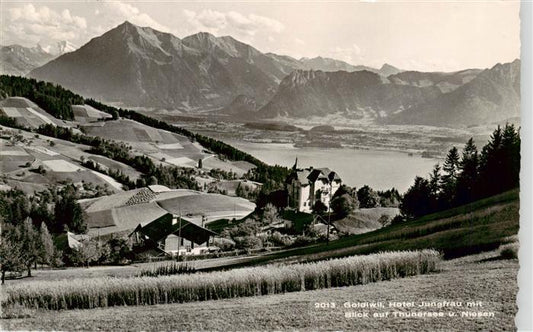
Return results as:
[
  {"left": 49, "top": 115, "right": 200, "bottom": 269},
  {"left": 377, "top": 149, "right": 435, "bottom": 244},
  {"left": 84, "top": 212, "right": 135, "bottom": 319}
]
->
[{"left": 142, "top": 111, "right": 504, "bottom": 191}]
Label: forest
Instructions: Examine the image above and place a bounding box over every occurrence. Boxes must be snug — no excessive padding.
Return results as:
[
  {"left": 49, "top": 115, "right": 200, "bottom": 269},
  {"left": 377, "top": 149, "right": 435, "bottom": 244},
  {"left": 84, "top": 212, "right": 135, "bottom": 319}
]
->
[{"left": 400, "top": 124, "right": 520, "bottom": 220}]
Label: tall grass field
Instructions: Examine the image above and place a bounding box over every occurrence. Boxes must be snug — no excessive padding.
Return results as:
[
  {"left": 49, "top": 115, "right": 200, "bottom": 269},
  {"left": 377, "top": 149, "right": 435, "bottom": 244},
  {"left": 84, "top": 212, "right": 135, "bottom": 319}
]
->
[{"left": 3, "top": 250, "right": 440, "bottom": 311}]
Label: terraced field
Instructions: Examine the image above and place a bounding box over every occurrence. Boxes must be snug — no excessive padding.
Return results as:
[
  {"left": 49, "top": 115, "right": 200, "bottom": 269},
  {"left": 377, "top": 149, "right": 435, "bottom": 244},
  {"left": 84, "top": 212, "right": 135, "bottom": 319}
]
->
[
  {"left": 0, "top": 125, "right": 129, "bottom": 194},
  {"left": 0, "top": 97, "right": 67, "bottom": 128},
  {"left": 80, "top": 118, "right": 255, "bottom": 175}
]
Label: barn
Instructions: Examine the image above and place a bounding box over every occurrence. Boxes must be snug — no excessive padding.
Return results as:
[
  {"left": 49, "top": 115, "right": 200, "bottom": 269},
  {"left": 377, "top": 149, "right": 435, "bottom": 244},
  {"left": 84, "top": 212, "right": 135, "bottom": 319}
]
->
[{"left": 79, "top": 185, "right": 255, "bottom": 255}]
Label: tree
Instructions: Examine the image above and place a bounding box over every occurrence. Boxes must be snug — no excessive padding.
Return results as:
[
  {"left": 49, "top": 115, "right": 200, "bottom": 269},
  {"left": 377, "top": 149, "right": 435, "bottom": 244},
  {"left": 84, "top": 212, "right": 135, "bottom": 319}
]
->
[
  {"left": 20, "top": 217, "right": 40, "bottom": 277},
  {"left": 478, "top": 124, "right": 520, "bottom": 197},
  {"left": 428, "top": 163, "right": 442, "bottom": 210},
  {"left": 39, "top": 222, "right": 56, "bottom": 266},
  {"left": 0, "top": 222, "right": 24, "bottom": 284},
  {"left": 440, "top": 147, "right": 460, "bottom": 208},
  {"left": 54, "top": 185, "right": 86, "bottom": 234},
  {"left": 0, "top": 189, "right": 30, "bottom": 225},
  {"left": 312, "top": 200, "right": 327, "bottom": 215},
  {"left": 357, "top": 185, "right": 380, "bottom": 208},
  {"left": 377, "top": 188, "right": 401, "bottom": 207},
  {"left": 110, "top": 109, "right": 119, "bottom": 120},
  {"left": 30, "top": 199, "right": 53, "bottom": 230},
  {"left": 331, "top": 194, "right": 356, "bottom": 218},
  {"left": 235, "top": 182, "right": 244, "bottom": 198},
  {"left": 262, "top": 203, "right": 280, "bottom": 225},
  {"left": 400, "top": 176, "right": 433, "bottom": 219},
  {"left": 146, "top": 175, "right": 158, "bottom": 186},
  {"left": 70, "top": 239, "right": 103, "bottom": 267},
  {"left": 106, "top": 237, "right": 133, "bottom": 264},
  {"left": 456, "top": 138, "right": 479, "bottom": 205}
]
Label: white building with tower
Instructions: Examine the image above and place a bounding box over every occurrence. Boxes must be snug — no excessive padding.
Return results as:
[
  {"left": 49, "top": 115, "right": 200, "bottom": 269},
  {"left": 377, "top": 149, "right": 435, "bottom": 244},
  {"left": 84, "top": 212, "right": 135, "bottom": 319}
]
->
[{"left": 286, "top": 159, "right": 342, "bottom": 213}]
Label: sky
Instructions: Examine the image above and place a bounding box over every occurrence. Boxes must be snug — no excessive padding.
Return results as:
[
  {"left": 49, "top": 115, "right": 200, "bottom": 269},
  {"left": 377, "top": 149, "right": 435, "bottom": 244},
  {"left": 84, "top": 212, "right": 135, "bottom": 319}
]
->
[{"left": 0, "top": 0, "right": 521, "bottom": 72}]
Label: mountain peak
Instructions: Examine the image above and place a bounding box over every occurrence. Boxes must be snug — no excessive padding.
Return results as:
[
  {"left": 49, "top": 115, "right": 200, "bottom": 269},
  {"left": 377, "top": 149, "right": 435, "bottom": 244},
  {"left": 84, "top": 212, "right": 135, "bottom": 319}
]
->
[
  {"left": 379, "top": 63, "right": 402, "bottom": 76},
  {"left": 184, "top": 31, "right": 218, "bottom": 42},
  {"left": 118, "top": 20, "right": 137, "bottom": 29}
]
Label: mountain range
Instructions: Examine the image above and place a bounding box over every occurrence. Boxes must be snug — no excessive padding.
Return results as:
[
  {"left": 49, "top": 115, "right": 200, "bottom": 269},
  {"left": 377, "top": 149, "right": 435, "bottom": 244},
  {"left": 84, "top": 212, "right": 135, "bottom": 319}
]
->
[
  {"left": 28, "top": 22, "right": 401, "bottom": 110},
  {"left": 1, "top": 41, "right": 79, "bottom": 76},
  {"left": 1, "top": 45, "right": 55, "bottom": 76},
  {"left": 258, "top": 61, "right": 519, "bottom": 127},
  {"left": 21, "top": 21, "right": 521, "bottom": 127}
]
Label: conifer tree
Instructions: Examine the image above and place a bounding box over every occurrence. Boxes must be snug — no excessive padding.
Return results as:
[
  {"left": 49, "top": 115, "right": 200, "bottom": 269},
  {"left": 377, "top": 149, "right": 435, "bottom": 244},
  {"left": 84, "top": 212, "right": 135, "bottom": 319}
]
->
[
  {"left": 428, "top": 163, "right": 442, "bottom": 210},
  {"left": 441, "top": 147, "right": 460, "bottom": 208},
  {"left": 456, "top": 138, "right": 479, "bottom": 205}
]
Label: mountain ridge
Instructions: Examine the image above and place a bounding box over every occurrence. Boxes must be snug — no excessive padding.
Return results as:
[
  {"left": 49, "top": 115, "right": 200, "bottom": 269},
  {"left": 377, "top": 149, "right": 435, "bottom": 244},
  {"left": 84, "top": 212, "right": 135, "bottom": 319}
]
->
[
  {"left": 26, "top": 21, "right": 520, "bottom": 127},
  {"left": 1, "top": 44, "right": 55, "bottom": 76}
]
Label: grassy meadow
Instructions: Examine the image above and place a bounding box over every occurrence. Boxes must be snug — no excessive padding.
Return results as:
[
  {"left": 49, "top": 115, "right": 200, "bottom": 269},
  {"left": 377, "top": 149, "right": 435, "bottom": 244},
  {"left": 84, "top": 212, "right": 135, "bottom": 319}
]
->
[
  {"left": 2, "top": 250, "right": 440, "bottom": 311},
  {"left": 2, "top": 250, "right": 517, "bottom": 331}
]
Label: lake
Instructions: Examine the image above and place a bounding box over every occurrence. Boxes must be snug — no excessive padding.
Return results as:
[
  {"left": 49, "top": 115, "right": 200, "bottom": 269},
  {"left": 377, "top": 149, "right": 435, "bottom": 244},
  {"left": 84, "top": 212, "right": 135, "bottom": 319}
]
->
[{"left": 226, "top": 141, "right": 441, "bottom": 193}]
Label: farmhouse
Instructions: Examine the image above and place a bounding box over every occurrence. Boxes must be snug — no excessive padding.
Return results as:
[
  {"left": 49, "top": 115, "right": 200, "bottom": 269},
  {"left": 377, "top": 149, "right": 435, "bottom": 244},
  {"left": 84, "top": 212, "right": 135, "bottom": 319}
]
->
[
  {"left": 286, "top": 160, "right": 342, "bottom": 213},
  {"left": 79, "top": 185, "right": 256, "bottom": 256}
]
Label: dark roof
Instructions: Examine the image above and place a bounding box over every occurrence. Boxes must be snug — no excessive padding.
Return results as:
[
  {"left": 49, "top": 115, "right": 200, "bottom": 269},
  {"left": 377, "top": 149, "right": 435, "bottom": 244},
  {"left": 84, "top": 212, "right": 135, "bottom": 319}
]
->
[
  {"left": 171, "top": 222, "right": 217, "bottom": 244},
  {"left": 133, "top": 215, "right": 217, "bottom": 245},
  {"left": 287, "top": 167, "right": 342, "bottom": 185}
]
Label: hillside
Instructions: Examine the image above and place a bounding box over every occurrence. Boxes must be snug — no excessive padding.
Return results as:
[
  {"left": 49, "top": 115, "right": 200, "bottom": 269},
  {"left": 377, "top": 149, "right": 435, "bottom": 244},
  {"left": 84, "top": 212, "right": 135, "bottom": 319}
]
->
[
  {"left": 0, "top": 124, "right": 128, "bottom": 195},
  {"left": 333, "top": 207, "right": 399, "bottom": 235},
  {"left": 0, "top": 76, "right": 290, "bottom": 201},
  {"left": 195, "top": 189, "right": 519, "bottom": 271},
  {"left": 259, "top": 69, "right": 442, "bottom": 119},
  {"left": 0, "top": 45, "right": 55, "bottom": 76},
  {"left": 24, "top": 21, "right": 517, "bottom": 128},
  {"left": 259, "top": 60, "right": 518, "bottom": 127},
  {"left": 387, "top": 68, "right": 482, "bottom": 93},
  {"left": 28, "top": 22, "right": 294, "bottom": 110},
  {"left": 0, "top": 97, "right": 70, "bottom": 128},
  {"left": 28, "top": 21, "right": 407, "bottom": 114},
  {"left": 386, "top": 60, "right": 521, "bottom": 127}
]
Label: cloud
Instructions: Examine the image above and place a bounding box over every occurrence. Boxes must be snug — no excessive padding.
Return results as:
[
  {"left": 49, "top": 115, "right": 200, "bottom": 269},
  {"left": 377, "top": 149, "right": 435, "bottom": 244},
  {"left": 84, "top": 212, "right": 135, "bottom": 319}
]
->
[
  {"left": 294, "top": 38, "right": 305, "bottom": 45},
  {"left": 97, "top": 1, "right": 170, "bottom": 33},
  {"left": 4, "top": 4, "right": 87, "bottom": 46},
  {"left": 328, "top": 43, "right": 363, "bottom": 64},
  {"left": 183, "top": 9, "right": 284, "bottom": 40}
]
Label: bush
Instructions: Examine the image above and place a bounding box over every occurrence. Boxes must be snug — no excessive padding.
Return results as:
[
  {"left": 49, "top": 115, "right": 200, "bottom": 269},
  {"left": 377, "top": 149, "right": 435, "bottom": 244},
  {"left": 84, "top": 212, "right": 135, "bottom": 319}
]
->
[
  {"left": 499, "top": 242, "right": 518, "bottom": 259},
  {"left": 213, "top": 237, "right": 236, "bottom": 251},
  {"left": 357, "top": 185, "right": 380, "bottom": 208},
  {"left": 293, "top": 235, "right": 315, "bottom": 247},
  {"left": 390, "top": 214, "right": 406, "bottom": 225},
  {"left": 331, "top": 194, "right": 356, "bottom": 218},
  {"left": 268, "top": 231, "right": 294, "bottom": 247},
  {"left": 234, "top": 235, "right": 263, "bottom": 250}
]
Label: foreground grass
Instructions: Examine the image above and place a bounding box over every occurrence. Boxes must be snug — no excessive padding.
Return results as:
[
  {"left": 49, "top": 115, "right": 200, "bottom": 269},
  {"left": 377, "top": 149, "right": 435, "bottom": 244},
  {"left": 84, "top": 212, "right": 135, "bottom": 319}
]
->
[
  {"left": 3, "top": 250, "right": 439, "bottom": 310},
  {"left": 2, "top": 251, "right": 517, "bottom": 331}
]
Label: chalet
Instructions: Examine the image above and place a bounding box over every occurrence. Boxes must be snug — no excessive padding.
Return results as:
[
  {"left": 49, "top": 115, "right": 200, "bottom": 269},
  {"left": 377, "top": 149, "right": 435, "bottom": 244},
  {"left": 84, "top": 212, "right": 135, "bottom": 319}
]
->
[
  {"left": 286, "top": 160, "right": 342, "bottom": 213},
  {"left": 79, "top": 185, "right": 256, "bottom": 256},
  {"left": 129, "top": 214, "right": 218, "bottom": 256}
]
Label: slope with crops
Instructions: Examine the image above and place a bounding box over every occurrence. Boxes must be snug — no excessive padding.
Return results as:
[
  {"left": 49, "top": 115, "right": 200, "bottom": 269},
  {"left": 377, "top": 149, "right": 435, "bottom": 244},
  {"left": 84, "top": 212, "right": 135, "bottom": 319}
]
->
[
  {"left": 2, "top": 249, "right": 440, "bottom": 310},
  {"left": 0, "top": 75, "right": 291, "bottom": 192}
]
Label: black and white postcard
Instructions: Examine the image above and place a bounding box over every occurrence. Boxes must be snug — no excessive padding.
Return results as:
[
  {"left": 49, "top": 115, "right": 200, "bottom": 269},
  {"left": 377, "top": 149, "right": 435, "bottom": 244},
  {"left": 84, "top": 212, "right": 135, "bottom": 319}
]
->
[{"left": 0, "top": 1, "right": 530, "bottom": 331}]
